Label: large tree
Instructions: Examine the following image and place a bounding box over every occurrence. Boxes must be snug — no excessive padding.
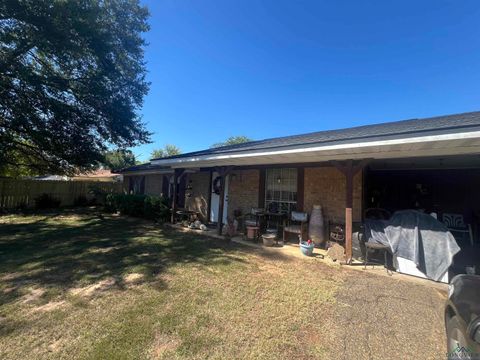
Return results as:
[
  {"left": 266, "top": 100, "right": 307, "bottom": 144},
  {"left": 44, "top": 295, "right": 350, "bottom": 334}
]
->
[
  {"left": 151, "top": 144, "right": 181, "bottom": 159},
  {"left": 0, "top": 0, "right": 151, "bottom": 175},
  {"left": 211, "top": 135, "right": 252, "bottom": 148},
  {"left": 102, "top": 149, "right": 137, "bottom": 171}
]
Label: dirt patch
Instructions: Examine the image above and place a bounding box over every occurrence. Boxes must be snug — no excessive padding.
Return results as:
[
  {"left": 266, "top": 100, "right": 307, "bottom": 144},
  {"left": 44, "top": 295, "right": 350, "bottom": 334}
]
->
[
  {"left": 149, "top": 332, "right": 181, "bottom": 358},
  {"left": 1, "top": 272, "right": 23, "bottom": 281},
  {"left": 32, "top": 301, "right": 66, "bottom": 313},
  {"left": 53, "top": 214, "right": 85, "bottom": 222},
  {"left": 47, "top": 338, "right": 64, "bottom": 353},
  {"left": 21, "top": 287, "right": 46, "bottom": 304},
  {"left": 89, "top": 246, "right": 117, "bottom": 254},
  {"left": 69, "top": 278, "right": 117, "bottom": 298},
  {"left": 124, "top": 273, "right": 144, "bottom": 285}
]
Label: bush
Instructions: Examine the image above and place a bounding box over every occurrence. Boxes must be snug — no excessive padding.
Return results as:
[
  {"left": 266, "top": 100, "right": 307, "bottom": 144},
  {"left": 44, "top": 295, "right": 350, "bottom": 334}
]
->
[
  {"left": 144, "top": 195, "right": 170, "bottom": 220},
  {"left": 88, "top": 183, "right": 110, "bottom": 204},
  {"left": 105, "top": 193, "right": 118, "bottom": 213},
  {"left": 105, "top": 194, "right": 170, "bottom": 222},
  {"left": 35, "top": 193, "right": 61, "bottom": 209}
]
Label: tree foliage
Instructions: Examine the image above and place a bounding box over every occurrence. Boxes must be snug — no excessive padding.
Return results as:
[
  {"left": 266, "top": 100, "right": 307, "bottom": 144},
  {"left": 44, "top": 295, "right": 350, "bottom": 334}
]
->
[
  {"left": 0, "top": 0, "right": 151, "bottom": 175},
  {"left": 211, "top": 135, "right": 252, "bottom": 148},
  {"left": 102, "top": 149, "right": 137, "bottom": 171},
  {"left": 151, "top": 144, "right": 182, "bottom": 159},
  {"left": 0, "top": 145, "right": 47, "bottom": 177}
]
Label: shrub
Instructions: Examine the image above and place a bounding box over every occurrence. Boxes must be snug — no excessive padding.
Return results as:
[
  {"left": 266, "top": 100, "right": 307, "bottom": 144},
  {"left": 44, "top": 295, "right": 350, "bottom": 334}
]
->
[
  {"left": 88, "top": 184, "right": 113, "bottom": 204},
  {"left": 105, "top": 193, "right": 117, "bottom": 213},
  {"left": 144, "top": 195, "right": 170, "bottom": 220},
  {"left": 35, "top": 193, "right": 61, "bottom": 209},
  {"left": 104, "top": 194, "right": 170, "bottom": 222}
]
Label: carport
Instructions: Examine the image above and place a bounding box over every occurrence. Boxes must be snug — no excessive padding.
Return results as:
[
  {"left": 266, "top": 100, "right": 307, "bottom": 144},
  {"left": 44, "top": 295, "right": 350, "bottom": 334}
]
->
[{"left": 364, "top": 154, "right": 480, "bottom": 276}]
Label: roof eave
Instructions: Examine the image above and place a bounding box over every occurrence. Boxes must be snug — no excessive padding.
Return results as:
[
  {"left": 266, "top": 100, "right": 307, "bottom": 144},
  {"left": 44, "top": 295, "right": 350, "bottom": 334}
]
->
[{"left": 150, "top": 130, "right": 480, "bottom": 168}]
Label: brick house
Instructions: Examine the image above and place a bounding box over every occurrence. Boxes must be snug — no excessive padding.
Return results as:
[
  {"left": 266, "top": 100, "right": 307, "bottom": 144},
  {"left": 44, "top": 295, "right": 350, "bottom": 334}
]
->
[{"left": 119, "top": 111, "right": 480, "bottom": 268}]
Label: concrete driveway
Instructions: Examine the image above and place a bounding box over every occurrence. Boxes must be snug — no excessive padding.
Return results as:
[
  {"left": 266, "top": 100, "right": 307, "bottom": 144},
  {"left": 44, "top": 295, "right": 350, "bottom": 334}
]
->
[{"left": 323, "top": 267, "right": 447, "bottom": 360}]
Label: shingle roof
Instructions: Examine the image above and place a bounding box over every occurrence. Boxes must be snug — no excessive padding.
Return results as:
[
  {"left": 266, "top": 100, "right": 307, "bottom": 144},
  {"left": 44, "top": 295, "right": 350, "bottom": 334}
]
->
[
  {"left": 115, "top": 162, "right": 171, "bottom": 174},
  {"left": 75, "top": 169, "right": 118, "bottom": 178},
  {"left": 152, "top": 110, "right": 480, "bottom": 161}
]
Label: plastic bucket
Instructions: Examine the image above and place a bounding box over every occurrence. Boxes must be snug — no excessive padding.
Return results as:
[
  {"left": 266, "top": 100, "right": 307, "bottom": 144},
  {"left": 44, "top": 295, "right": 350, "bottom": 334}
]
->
[
  {"left": 300, "top": 242, "right": 314, "bottom": 256},
  {"left": 262, "top": 233, "right": 276, "bottom": 247}
]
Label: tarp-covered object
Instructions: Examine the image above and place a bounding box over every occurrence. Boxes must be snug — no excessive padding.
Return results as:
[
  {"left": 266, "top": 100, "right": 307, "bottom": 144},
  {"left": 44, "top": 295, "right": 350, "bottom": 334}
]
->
[{"left": 364, "top": 210, "right": 461, "bottom": 281}]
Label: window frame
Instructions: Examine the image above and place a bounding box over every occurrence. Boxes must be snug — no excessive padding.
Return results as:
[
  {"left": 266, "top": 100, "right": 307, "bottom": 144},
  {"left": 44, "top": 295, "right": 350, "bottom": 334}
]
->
[{"left": 264, "top": 168, "right": 298, "bottom": 214}]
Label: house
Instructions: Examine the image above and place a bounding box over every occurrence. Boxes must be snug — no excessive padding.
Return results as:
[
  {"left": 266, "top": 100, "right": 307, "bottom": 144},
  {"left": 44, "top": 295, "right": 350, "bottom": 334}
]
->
[
  {"left": 33, "top": 169, "right": 122, "bottom": 182},
  {"left": 72, "top": 169, "right": 123, "bottom": 182},
  {"left": 118, "top": 110, "right": 480, "bottom": 274}
]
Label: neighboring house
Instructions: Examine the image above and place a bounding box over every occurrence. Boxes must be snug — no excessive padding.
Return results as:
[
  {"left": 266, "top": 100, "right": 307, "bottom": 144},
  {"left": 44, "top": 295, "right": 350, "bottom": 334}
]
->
[
  {"left": 72, "top": 169, "right": 123, "bottom": 182},
  {"left": 33, "top": 175, "right": 70, "bottom": 181},
  {"left": 117, "top": 110, "right": 480, "bottom": 271},
  {"left": 33, "top": 169, "right": 122, "bottom": 182}
]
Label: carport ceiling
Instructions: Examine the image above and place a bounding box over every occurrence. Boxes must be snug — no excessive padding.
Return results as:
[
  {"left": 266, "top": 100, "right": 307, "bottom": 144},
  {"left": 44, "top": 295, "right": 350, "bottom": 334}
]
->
[{"left": 369, "top": 154, "right": 480, "bottom": 170}]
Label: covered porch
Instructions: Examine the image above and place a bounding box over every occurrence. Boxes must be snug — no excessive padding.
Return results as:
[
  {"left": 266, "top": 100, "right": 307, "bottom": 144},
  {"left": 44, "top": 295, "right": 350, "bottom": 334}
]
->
[
  {"left": 121, "top": 113, "right": 480, "bottom": 281},
  {"left": 170, "top": 153, "right": 480, "bottom": 281}
]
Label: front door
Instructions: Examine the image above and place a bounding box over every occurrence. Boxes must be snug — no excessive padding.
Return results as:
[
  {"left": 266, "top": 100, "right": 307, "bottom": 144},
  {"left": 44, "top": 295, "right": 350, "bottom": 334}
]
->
[{"left": 210, "top": 172, "right": 229, "bottom": 223}]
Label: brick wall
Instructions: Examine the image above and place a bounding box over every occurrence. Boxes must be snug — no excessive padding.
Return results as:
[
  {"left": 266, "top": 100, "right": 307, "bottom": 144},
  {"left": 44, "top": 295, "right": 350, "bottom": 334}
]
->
[
  {"left": 227, "top": 169, "right": 260, "bottom": 218},
  {"left": 124, "top": 166, "right": 363, "bottom": 225},
  {"left": 185, "top": 171, "right": 210, "bottom": 222},
  {"left": 304, "top": 166, "right": 362, "bottom": 223}
]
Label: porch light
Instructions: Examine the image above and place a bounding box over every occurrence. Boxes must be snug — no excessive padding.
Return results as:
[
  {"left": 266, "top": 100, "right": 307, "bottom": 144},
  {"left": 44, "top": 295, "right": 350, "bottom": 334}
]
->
[{"left": 277, "top": 176, "right": 281, "bottom": 184}]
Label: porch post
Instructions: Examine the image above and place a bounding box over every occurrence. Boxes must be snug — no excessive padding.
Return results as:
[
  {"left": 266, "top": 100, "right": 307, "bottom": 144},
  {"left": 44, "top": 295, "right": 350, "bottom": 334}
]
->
[
  {"left": 216, "top": 166, "right": 234, "bottom": 235},
  {"left": 206, "top": 170, "right": 213, "bottom": 224},
  {"left": 332, "top": 159, "right": 369, "bottom": 264},
  {"left": 170, "top": 169, "right": 186, "bottom": 223},
  {"left": 345, "top": 161, "right": 354, "bottom": 264}
]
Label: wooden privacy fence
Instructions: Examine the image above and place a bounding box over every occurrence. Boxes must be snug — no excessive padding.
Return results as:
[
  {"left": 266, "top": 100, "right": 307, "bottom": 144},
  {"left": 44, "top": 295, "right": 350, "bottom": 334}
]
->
[{"left": 0, "top": 179, "right": 124, "bottom": 209}]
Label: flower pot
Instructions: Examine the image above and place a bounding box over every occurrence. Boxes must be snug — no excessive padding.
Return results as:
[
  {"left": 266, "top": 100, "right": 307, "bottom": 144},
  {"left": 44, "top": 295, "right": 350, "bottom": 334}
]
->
[
  {"left": 246, "top": 226, "right": 259, "bottom": 240},
  {"left": 262, "top": 233, "right": 276, "bottom": 247},
  {"left": 300, "top": 241, "right": 315, "bottom": 256}
]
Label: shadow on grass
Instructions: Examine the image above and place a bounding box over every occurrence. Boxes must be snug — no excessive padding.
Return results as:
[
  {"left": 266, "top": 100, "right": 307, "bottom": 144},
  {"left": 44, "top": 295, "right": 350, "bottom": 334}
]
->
[{"left": 0, "top": 210, "right": 292, "bottom": 307}]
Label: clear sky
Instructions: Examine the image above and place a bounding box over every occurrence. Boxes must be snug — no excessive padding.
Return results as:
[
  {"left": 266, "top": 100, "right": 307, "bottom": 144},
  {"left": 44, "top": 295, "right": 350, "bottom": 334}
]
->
[{"left": 134, "top": 0, "right": 480, "bottom": 161}]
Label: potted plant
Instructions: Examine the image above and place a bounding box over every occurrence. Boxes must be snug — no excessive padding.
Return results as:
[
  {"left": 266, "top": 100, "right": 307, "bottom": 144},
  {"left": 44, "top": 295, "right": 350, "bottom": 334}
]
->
[{"left": 299, "top": 237, "right": 315, "bottom": 256}]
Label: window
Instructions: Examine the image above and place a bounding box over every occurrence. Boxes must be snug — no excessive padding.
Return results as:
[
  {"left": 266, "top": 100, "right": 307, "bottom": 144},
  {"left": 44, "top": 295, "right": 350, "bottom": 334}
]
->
[
  {"left": 265, "top": 168, "right": 297, "bottom": 213},
  {"left": 129, "top": 176, "right": 145, "bottom": 194}
]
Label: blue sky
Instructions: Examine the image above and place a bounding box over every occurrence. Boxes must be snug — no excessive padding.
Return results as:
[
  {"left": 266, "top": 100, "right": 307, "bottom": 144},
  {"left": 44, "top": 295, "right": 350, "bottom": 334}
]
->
[{"left": 135, "top": 0, "right": 480, "bottom": 161}]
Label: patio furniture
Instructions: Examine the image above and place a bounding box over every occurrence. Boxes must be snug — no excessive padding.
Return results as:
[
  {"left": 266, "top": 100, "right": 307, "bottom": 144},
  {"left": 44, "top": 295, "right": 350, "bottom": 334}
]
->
[
  {"left": 328, "top": 221, "right": 345, "bottom": 244},
  {"left": 175, "top": 209, "right": 200, "bottom": 223},
  {"left": 364, "top": 242, "right": 391, "bottom": 275},
  {"left": 242, "top": 207, "right": 264, "bottom": 241},
  {"left": 246, "top": 226, "right": 260, "bottom": 241},
  {"left": 263, "top": 211, "right": 286, "bottom": 232},
  {"left": 442, "top": 213, "right": 474, "bottom": 246},
  {"left": 283, "top": 211, "right": 308, "bottom": 242}
]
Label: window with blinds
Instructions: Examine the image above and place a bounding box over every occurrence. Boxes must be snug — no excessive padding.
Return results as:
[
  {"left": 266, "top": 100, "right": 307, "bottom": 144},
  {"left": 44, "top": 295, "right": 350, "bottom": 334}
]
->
[{"left": 265, "top": 168, "right": 297, "bottom": 213}]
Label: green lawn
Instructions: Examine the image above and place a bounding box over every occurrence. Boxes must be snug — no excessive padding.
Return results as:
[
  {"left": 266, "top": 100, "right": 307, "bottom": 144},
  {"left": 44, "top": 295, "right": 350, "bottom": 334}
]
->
[{"left": 0, "top": 210, "right": 342, "bottom": 359}]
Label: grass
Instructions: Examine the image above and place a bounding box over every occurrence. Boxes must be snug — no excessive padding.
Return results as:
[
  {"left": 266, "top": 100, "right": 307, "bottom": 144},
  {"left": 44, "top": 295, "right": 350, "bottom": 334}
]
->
[{"left": 0, "top": 209, "right": 343, "bottom": 359}]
